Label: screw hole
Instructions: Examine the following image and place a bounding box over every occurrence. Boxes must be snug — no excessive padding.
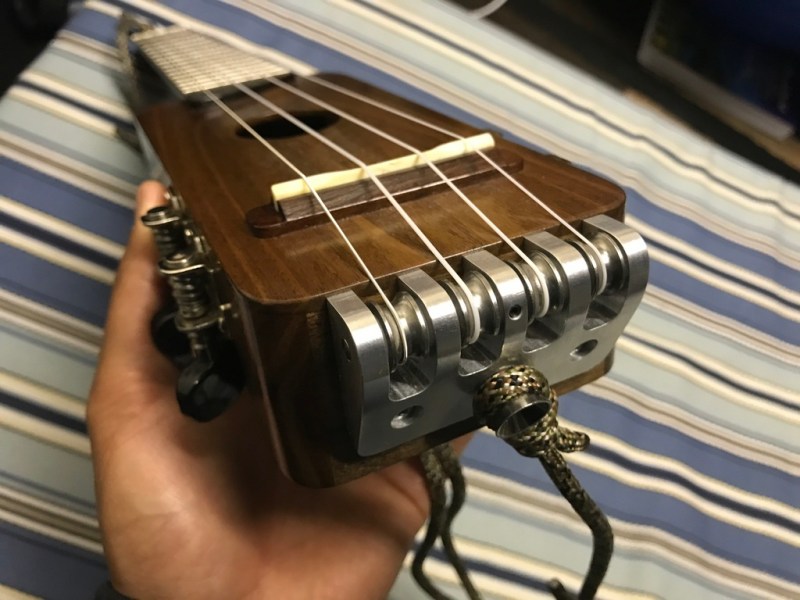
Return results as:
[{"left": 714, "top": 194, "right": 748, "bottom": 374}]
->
[
  {"left": 508, "top": 304, "right": 523, "bottom": 320},
  {"left": 391, "top": 405, "right": 423, "bottom": 429},
  {"left": 570, "top": 339, "right": 598, "bottom": 360}
]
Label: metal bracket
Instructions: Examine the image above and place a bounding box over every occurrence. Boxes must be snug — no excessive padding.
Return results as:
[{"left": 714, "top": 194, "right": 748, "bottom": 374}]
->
[{"left": 328, "top": 215, "right": 648, "bottom": 456}]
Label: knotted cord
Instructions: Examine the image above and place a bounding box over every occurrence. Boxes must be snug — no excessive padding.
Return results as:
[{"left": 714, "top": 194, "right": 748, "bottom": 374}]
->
[
  {"left": 414, "top": 366, "right": 614, "bottom": 600},
  {"left": 474, "top": 365, "right": 614, "bottom": 600},
  {"left": 413, "top": 444, "right": 481, "bottom": 600}
]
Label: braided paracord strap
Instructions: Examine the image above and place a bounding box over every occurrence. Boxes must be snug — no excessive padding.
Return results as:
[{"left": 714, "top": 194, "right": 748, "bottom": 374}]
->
[
  {"left": 474, "top": 365, "right": 614, "bottom": 600},
  {"left": 413, "top": 444, "right": 481, "bottom": 600}
]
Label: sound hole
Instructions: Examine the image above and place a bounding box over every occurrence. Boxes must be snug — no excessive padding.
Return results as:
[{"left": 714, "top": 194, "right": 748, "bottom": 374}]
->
[{"left": 236, "top": 110, "right": 339, "bottom": 140}]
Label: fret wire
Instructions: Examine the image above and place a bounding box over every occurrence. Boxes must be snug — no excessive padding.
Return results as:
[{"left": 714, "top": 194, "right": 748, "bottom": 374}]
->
[
  {"left": 302, "top": 74, "right": 608, "bottom": 294},
  {"left": 234, "top": 83, "right": 483, "bottom": 344},
  {"left": 264, "top": 75, "right": 552, "bottom": 317},
  {"left": 204, "top": 90, "right": 410, "bottom": 364}
]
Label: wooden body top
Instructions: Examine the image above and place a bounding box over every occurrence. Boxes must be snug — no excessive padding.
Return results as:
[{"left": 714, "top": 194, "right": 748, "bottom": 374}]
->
[{"left": 137, "top": 74, "right": 624, "bottom": 311}]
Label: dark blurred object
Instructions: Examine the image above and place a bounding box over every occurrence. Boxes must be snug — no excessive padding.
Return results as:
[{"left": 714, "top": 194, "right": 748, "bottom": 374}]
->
[
  {"left": 639, "top": 0, "right": 799, "bottom": 140},
  {"left": 696, "top": 0, "right": 800, "bottom": 54},
  {"left": 12, "top": 0, "right": 70, "bottom": 36},
  {"left": 1, "top": 0, "right": 72, "bottom": 94},
  {"left": 450, "top": 0, "right": 800, "bottom": 181}
]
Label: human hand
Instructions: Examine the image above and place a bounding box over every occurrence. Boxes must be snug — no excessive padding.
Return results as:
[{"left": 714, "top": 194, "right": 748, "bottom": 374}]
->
[{"left": 88, "top": 181, "right": 450, "bottom": 599}]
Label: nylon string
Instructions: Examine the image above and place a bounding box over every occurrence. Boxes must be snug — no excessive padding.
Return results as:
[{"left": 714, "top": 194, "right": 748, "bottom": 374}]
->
[
  {"left": 261, "top": 76, "right": 551, "bottom": 317},
  {"left": 204, "top": 90, "right": 410, "bottom": 364},
  {"left": 233, "top": 83, "right": 482, "bottom": 343},
  {"left": 302, "top": 74, "right": 608, "bottom": 294}
]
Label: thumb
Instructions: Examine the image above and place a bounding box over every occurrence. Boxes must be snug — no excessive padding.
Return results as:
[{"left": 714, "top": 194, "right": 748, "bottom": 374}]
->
[{"left": 103, "top": 180, "right": 170, "bottom": 361}]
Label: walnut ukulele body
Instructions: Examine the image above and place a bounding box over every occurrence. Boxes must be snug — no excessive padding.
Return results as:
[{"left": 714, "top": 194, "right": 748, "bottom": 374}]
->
[{"left": 135, "top": 74, "right": 628, "bottom": 487}]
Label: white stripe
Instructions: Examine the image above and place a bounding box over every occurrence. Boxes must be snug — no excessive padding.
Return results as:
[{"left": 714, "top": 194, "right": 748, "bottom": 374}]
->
[
  {"left": 647, "top": 244, "right": 799, "bottom": 322},
  {"left": 0, "top": 130, "right": 136, "bottom": 208},
  {"left": 644, "top": 285, "right": 800, "bottom": 365},
  {"left": 465, "top": 469, "right": 797, "bottom": 599},
  {"left": 0, "top": 483, "right": 98, "bottom": 530},
  {"left": 0, "top": 371, "right": 86, "bottom": 421},
  {"left": 6, "top": 86, "right": 120, "bottom": 138},
  {"left": 0, "top": 405, "right": 90, "bottom": 456},
  {"left": 401, "top": 553, "right": 548, "bottom": 600},
  {"left": 0, "top": 289, "right": 103, "bottom": 346},
  {"left": 0, "top": 307, "right": 100, "bottom": 357},
  {"left": 19, "top": 70, "right": 132, "bottom": 123},
  {"left": 0, "top": 224, "right": 115, "bottom": 285},
  {"left": 54, "top": 30, "right": 124, "bottom": 68},
  {"left": 629, "top": 216, "right": 800, "bottom": 308},
  {"left": 469, "top": 0, "right": 510, "bottom": 20},
  {"left": 0, "top": 505, "right": 101, "bottom": 555},
  {"left": 588, "top": 378, "right": 800, "bottom": 476},
  {"left": 0, "top": 195, "right": 124, "bottom": 260},
  {"left": 624, "top": 174, "right": 800, "bottom": 270},
  {"left": 564, "top": 447, "right": 800, "bottom": 548},
  {"left": 627, "top": 323, "right": 800, "bottom": 405},
  {"left": 636, "top": 293, "right": 800, "bottom": 398},
  {"left": 454, "top": 536, "right": 657, "bottom": 600},
  {"left": 560, "top": 419, "right": 800, "bottom": 530},
  {"left": 617, "top": 336, "right": 800, "bottom": 427}
]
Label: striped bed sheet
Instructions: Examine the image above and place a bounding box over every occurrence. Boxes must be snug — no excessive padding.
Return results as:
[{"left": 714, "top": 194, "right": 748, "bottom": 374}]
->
[{"left": 0, "top": 1, "right": 797, "bottom": 598}]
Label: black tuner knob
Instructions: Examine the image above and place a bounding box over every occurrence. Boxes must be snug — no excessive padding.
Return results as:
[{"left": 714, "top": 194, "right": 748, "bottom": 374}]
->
[
  {"left": 176, "top": 342, "right": 243, "bottom": 422},
  {"left": 150, "top": 302, "right": 192, "bottom": 367}
]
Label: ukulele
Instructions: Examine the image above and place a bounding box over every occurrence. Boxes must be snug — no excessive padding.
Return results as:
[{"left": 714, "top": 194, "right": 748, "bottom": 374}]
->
[{"left": 117, "top": 16, "right": 648, "bottom": 488}]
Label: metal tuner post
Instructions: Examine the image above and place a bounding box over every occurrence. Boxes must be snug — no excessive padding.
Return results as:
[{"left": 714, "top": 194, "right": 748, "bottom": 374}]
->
[{"left": 142, "top": 192, "right": 243, "bottom": 422}]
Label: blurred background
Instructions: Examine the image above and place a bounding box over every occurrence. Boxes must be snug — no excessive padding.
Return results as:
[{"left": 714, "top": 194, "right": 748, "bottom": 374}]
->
[{"left": 3, "top": 0, "right": 799, "bottom": 180}]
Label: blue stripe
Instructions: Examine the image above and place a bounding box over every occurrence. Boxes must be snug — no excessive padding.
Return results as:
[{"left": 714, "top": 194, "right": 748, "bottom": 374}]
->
[
  {"left": 626, "top": 187, "right": 800, "bottom": 289},
  {"left": 625, "top": 331, "right": 798, "bottom": 412},
  {"left": 645, "top": 238, "right": 800, "bottom": 313},
  {"left": 0, "top": 211, "right": 119, "bottom": 270},
  {"left": 562, "top": 388, "right": 800, "bottom": 509},
  {"left": 462, "top": 495, "right": 751, "bottom": 600},
  {"left": 587, "top": 444, "right": 799, "bottom": 535},
  {"left": 0, "top": 520, "right": 105, "bottom": 599},
  {"left": 1, "top": 114, "right": 142, "bottom": 188},
  {"left": 65, "top": 3, "right": 170, "bottom": 46},
  {"left": 0, "top": 156, "right": 132, "bottom": 245},
  {"left": 15, "top": 79, "right": 134, "bottom": 132},
  {"left": 0, "top": 243, "right": 110, "bottom": 327},
  {"left": 463, "top": 435, "right": 800, "bottom": 582},
  {"left": 0, "top": 391, "right": 87, "bottom": 435},
  {"left": 648, "top": 256, "right": 800, "bottom": 345}
]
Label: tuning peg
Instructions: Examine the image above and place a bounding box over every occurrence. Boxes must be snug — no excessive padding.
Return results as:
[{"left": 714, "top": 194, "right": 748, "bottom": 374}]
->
[{"left": 176, "top": 338, "right": 243, "bottom": 422}]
